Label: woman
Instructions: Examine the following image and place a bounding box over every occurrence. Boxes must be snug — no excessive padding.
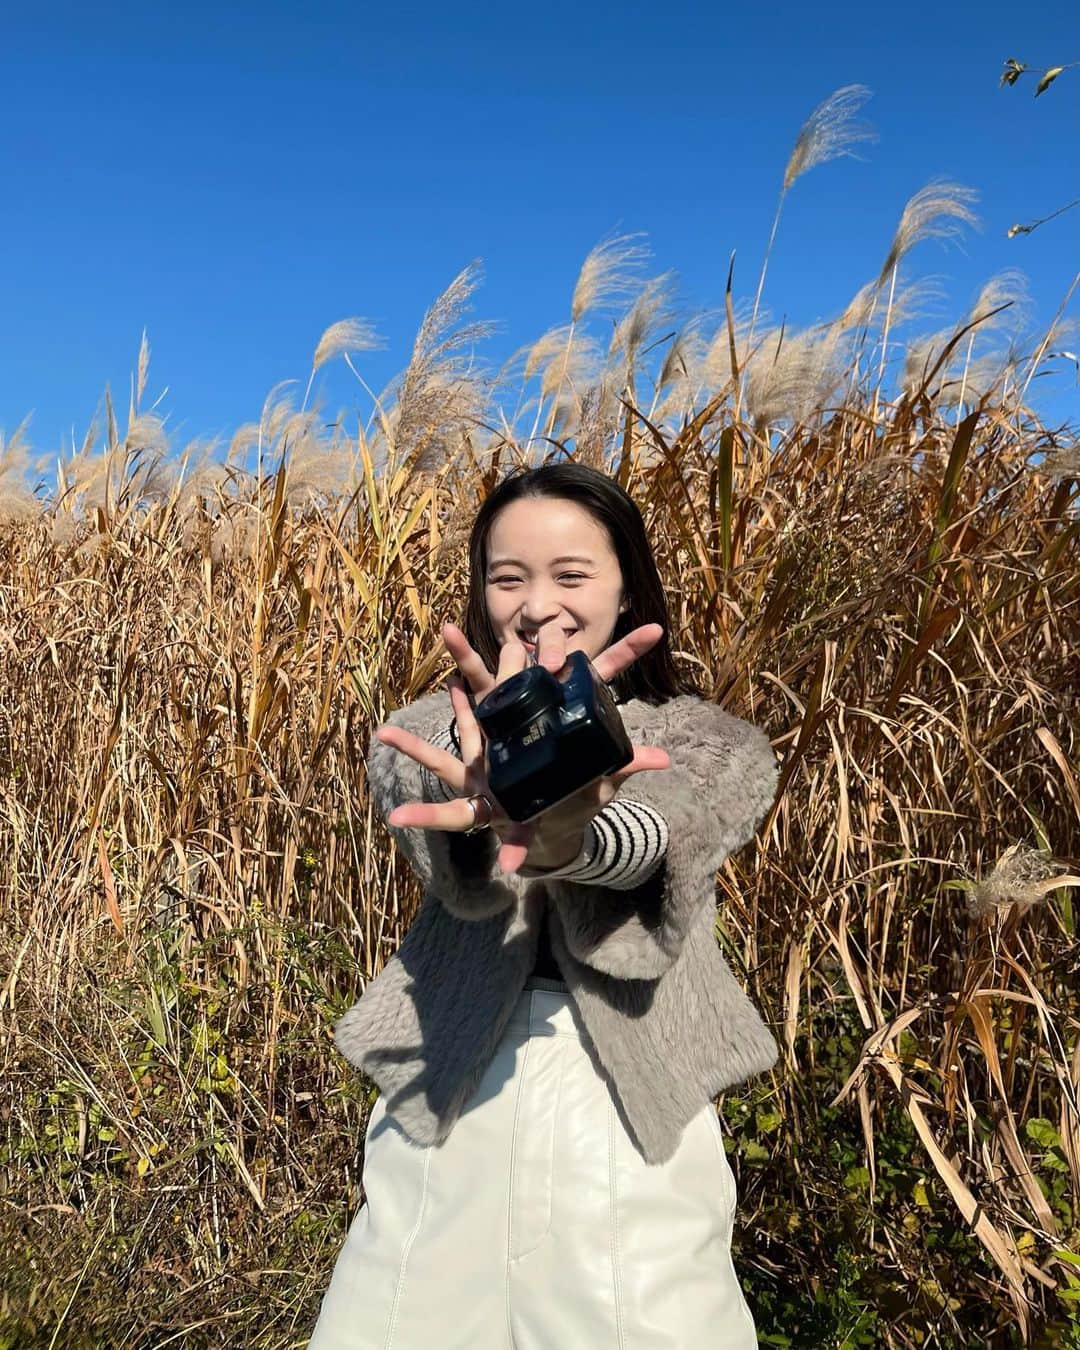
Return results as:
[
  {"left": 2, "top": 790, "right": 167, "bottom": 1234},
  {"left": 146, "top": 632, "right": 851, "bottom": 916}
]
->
[{"left": 310, "top": 462, "right": 780, "bottom": 1348}]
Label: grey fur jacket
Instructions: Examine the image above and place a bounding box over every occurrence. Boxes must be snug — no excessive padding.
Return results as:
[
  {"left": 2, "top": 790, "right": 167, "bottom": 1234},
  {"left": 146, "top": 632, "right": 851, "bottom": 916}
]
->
[{"left": 335, "top": 686, "right": 780, "bottom": 1166}]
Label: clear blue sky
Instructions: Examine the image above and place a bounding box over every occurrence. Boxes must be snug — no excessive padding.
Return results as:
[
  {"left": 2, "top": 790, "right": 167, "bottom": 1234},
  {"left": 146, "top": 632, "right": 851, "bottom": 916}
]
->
[{"left": 3, "top": 0, "right": 1078, "bottom": 477}]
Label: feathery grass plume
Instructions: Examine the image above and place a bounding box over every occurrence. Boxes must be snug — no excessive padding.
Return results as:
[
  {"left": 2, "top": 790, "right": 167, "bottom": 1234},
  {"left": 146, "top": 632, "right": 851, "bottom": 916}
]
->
[
  {"left": 967, "top": 844, "right": 1063, "bottom": 920},
  {"left": 227, "top": 422, "right": 261, "bottom": 467},
  {"left": 275, "top": 407, "right": 322, "bottom": 453},
  {"left": 700, "top": 299, "right": 760, "bottom": 396},
  {"left": 544, "top": 392, "right": 579, "bottom": 443},
  {"left": 877, "top": 181, "right": 982, "bottom": 286},
  {"left": 900, "top": 326, "right": 955, "bottom": 395},
  {"left": 75, "top": 413, "right": 99, "bottom": 461},
  {"left": 942, "top": 350, "right": 1015, "bottom": 409},
  {"left": 48, "top": 511, "right": 83, "bottom": 549},
  {"left": 388, "top": 261, "right": 497, "bottom": 475},
  {"left": 312, "top": 318, "right": 384, "bottom": 372},
  {"left": 888, "top": 274, "right": 950, "bottom": 327},
  {"left": 388, "top": 360, "right": 490, "bottom": 478},
  {"left": 210, "top": 500, "right": 261, "bottom": 565},
  {"left": 134, "top": 328, "right": 151, "bottom": 416},
  {"left": 1036, "top": 443, "right": 1080, "bottom": 480},
  {"left": 576, "top": 372, "right": 622, "bottom": 467},
  {"left": 302, "top": 318, "right": 384, "bottom": 413},
  {"left": 538, "top": 329, "right": 601, "bottom": 401},
  {"left": 749, "top": 85, "right": 876, "bottom": 352},
  {"left": 876, "top": 181, "right": 980, "bottom": 399},
  {"left": 57, "top": 444, "right": 114, "bottom": 516},
  {"left": 834, "top": 278, "right": 882, "bottom": 335},
  {"left": 122, "top": 409, "right": 170, "bottom": 451},
  {"left": 0, "top": 417, "right": 43, "bottom": 522},
  {"left": 609, "top": 273, "right": 680, "bottom": 430},
  {"left": 965, "top": 270, "right": 1032, "bottom": 333},
  {"left": 840, "top": 273, "right": 948, "bottom": 402},
  {"left": 607, "top": 272, "right": 679, "bottom": 370},
  {"left": 571, "top": 232, "right": 651, "bottom": 323},
  {"left": 538, "top": 233, "right": 650, "bottom": 443},
  {"left": 169, "top": 438, "right": 229, "bottom": 518},
  {"left": 783, "top": 84, "right": 876, "bottom": 190},
  {"left": 899, "top": 320, "right": 1005, "bottom": 405},
  {"left": 953, "top": 270, "right": 1031, "bottom": 412},
  {"left": 257, "top": 380, "right": 300, "bottom": 474},
  {"left": 1017, "top": 311, "right": 1080, "bottom": 408},
  {"left": 74, "top": 530, "right": 111, "bottom": 561},
  {"left": 836, "top": 271, "right": 944, "bottom": 338},
  {"left": 520, "top": 320, "right": 601, "bottom": 452},
  {"left": 280, "top": 412, "right": 357, "bottom": 510},
  {"left": 744, "top": 322, "right": 846, "bottom": 427},
  {"left": 524, "top": 325, "right": 575, "bottom": 382},
  {"left": 651, "top": 319, "right": 710, "bottom": 425},
  {"left": 657, "top": 317, "right": 709, "bottom": 393}
]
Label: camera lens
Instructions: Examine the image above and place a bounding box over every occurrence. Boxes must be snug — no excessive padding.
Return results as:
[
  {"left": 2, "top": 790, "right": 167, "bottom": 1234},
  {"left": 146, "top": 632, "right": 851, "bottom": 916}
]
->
[{"left": 474, "top": 665, "right": 562, "bottom": 741}]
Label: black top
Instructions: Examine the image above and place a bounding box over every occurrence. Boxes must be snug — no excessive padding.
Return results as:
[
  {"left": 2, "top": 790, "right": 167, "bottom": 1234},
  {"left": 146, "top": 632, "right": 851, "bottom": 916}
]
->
[{"left": 531, "top": 899, "right": 562, "bottom": 979}]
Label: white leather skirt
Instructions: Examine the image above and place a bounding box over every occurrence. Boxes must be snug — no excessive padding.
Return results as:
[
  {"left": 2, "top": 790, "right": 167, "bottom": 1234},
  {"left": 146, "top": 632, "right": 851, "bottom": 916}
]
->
[{"left": 309, "top": 976, "right": 758, "bottom": 1348}]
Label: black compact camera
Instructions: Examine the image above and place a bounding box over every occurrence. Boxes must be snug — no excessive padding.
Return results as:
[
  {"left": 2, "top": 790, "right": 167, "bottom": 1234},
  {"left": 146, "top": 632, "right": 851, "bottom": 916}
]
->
[{"left": 471, "top": 650, "right": 633, "bottom": 822}]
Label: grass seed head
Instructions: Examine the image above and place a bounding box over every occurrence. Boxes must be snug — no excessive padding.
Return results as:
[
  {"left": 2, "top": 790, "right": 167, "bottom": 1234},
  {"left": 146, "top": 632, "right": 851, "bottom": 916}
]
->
[
  {"left": 783, "top": 83, "right": 876, "bottom": 191},
  {"left": 878, "top": 180, "right": 981, "bottom": 284},
  {"left": 968, "top": 844, "right": 1060, "bottom": 920},
  {"left": 570, "top": 232, "right": 650, "bottom": 323}
]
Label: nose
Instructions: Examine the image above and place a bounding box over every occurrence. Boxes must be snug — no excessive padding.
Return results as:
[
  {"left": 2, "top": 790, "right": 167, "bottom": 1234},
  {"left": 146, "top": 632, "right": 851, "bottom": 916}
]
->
[
  {"left": 519, "top": 583, "right": 564, "bottom": 626},
  {"left": 520, "top": 604, "right": 564, "bottom": 627}
]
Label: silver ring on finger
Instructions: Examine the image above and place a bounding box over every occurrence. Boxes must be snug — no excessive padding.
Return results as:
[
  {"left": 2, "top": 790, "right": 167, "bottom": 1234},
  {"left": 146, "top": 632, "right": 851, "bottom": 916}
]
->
[{"left": 463, "top": 793, "right": 495, "bottom": 834}]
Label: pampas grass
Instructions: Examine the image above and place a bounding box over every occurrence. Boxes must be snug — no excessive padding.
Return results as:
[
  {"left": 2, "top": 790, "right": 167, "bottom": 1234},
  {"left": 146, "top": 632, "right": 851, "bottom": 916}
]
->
[
  {"left": 748, "top": 84, "right": 877, "bottom": 353},
  {"left": 876, "top": 181, "right": 982, "bottom": 395},
  {"left": 539, "top": 232, "right": 650, "bottom": 443}
]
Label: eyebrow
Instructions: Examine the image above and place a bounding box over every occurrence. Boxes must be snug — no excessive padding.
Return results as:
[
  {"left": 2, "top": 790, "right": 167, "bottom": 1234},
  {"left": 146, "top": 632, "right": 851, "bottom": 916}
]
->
[{"left": 487, "top": 555, "right": 596, "bottom": 568}]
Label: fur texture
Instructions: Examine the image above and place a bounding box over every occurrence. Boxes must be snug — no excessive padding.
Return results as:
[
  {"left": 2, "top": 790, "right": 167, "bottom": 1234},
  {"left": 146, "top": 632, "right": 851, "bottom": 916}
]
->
[{"left": 335, "top": 687, "right": 780, "bottom": 1165}]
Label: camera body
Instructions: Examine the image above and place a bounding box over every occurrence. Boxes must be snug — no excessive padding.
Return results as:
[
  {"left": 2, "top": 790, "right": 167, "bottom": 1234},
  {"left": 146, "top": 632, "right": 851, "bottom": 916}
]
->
[{"left": 472, "top": 649, "right": 633, "bottom": 823}]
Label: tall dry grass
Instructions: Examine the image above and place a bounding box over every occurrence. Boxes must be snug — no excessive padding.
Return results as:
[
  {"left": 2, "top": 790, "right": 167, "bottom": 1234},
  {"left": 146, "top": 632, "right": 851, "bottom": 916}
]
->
[{"left": 1, "top": 99, "right": 1078, "bottom": 1347}]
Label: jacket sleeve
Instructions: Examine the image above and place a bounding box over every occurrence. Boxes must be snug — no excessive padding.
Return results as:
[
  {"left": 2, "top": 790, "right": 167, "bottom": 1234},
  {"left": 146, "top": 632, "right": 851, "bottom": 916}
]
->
[
  {"left": 365, "top": 689, "right": 528, "bottom": 921},
  {"left": 543, "top": 695, "right": 779, "bottom": 980}
]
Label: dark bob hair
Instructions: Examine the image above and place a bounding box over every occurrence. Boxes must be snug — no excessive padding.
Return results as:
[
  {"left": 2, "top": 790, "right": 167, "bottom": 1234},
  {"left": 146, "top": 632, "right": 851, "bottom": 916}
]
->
[{"left": 461, "top": 462, "right": 704, "bottom": 706}]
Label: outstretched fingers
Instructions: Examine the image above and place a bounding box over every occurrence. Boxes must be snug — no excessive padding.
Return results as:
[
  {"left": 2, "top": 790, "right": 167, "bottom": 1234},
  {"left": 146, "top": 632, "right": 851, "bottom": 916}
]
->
[
  {"left": 590, "top": 624, "right": 665, "bottom": 686},
  {"left": 441, "top": 622, "right": 498, "bottom": 701},
  {"left": 386, "top": 798, "right": 483, "bottom": 831},
  {"left": 374, "top": 723, "right": 469, "bottom": 797}
]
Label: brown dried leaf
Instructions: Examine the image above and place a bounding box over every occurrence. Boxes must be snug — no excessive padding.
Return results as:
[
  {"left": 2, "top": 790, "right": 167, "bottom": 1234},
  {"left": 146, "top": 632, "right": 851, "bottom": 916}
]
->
[{"left": 1035, "top": 66, "right": 1065, "bottom": 97}]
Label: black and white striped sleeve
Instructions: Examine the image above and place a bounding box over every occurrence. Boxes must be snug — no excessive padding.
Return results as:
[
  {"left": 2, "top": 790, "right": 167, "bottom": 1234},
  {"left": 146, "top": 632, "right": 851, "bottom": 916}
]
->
[{"left": 516, "top": 799, "right": 668, "bottom": 889}]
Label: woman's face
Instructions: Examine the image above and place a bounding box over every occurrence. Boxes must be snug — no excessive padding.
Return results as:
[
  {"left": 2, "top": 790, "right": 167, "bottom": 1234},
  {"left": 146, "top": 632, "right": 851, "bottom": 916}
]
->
[{"left": 483, "top": 496, "right": 628, "bottom": 662}]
